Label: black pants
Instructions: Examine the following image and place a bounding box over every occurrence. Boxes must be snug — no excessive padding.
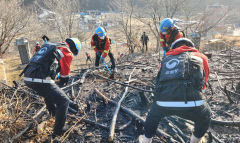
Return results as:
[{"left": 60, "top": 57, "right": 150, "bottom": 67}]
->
[
  {"left": 144, "top": 102, "right": 211, "bottom": 138},
  {"left": 95, "top": 51, "right": 115, "bottom": 70},
  {"left": 142, "top": 42, "right": 148, "bottom": 51},
  {"left": 25, "top": 81, "right": 69, "bottom": 135}
]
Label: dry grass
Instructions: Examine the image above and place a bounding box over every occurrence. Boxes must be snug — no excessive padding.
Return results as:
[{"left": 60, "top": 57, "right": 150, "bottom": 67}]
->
[
  {"left": 1, "top": 51, "right": 23, "bottom": 85},
  {"left": 0, "top": 62, "right": 5, "bottom": 80},
  {"left": 215, "top": 34, "right": 240, "bottom": 46}
]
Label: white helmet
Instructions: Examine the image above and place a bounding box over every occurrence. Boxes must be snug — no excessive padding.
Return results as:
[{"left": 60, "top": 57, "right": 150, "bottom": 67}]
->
[{"left": 171, "top": 38, "right": 194, "bottom": 49}]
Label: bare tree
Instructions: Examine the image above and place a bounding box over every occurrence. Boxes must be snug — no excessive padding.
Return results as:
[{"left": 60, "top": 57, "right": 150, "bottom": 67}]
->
[
  {"left": 0, "top": 0, "right": 34, "bottom": 56},
  {"left": 113, "top": 0, "right": 141, "bottom": 54},
  {"left": 136, "top": 0, "right": 161, "bottom": 53},
  {"left": 43, "top": 0, "right": 82, "bottom": 41},
  {"left": 136, "top": 0, "right": 185, "bottom": 57},
  {"left": 179, "top": 1, "right": 229, "bottom": 49}
]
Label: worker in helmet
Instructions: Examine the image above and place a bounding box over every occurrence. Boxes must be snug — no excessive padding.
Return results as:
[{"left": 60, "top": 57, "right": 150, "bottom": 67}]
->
[
  {"left": 34, "top": 42, "right": 41, "bottom": 53},
  {"left": 160, "top": 18, "right": 184, "bottom": 55},
  {"left": 91, "top": 26, "right": 116, "bottom": 72},
  {"left": 22, "top": 37, "right": 81, "bottom": 137},
  {"left": 139, "top": 38, "right": 211, "bottom": 143}
]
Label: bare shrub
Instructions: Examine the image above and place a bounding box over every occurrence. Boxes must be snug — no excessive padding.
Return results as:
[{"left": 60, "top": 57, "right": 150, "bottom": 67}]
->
[
  {"left": 43, "top": 0, "right": 83, "bottom": 41},
  {"left": 0, "top": 0, "right": 35, "bottom": 56}
]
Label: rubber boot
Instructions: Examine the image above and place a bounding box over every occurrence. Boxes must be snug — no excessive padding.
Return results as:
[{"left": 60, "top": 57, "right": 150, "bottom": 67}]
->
[
  {"left": 190, "top": 134, "right": 202, "bottom": 143},
  {"left": 138, "top": 135, "right": 152, "bottom": 143}
]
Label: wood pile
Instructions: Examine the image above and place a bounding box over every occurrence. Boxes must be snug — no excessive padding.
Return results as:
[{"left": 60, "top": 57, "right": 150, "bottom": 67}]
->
[{"left": 0, "top": 50, "right": 240, "bottom": 142}]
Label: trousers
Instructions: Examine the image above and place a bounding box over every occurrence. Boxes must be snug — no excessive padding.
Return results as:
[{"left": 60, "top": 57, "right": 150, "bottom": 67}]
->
[
  {"left": 95, "top": 51, "right": 115, "bottom": 70},
  {"left": 25, "top": 81, "right": 69, "bottom": 135},
  {"left": 144, "top": 102, "right": 211, "bottom": 138}
]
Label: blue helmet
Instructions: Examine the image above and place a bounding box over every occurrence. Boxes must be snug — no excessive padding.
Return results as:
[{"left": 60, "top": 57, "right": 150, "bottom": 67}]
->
[
  {"left": 95, "top": 26, "right": 106, "bottom": 38},
  {"left": 66, "top": 38, "right": 81, "bottom": 56},
  {"left": 160, "top": 18, "right": 175, "bottom": 34}
]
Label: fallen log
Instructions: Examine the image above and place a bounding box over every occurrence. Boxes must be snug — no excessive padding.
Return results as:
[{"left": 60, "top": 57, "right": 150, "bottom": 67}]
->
[
  {"left": 82, "top": 118, "right": 109, "bottom": 130},
  {"left": 169, "top": 117, "right": 229, "bottom": 143},
  {"left": 223, "top": 86, "right": 234, "bottom": 104},
  {"left": 166, "top": 122, "right": 186, "bottom": 143},
  {"left": 10, "top": 105, "right": 46, "bottom": 142},
  {"left": 167, "top": 119, "right": 189, "bottom": 142},
  {"left": 108, "top": 68, "right": 135, "bottom": 142},
  {"left": 94, "top": 89, "right": 179, "bottom": 143},
  {"left": 60, "top": 114, "right": 86, "bottom": 142},
  {"left": 61, "top": 69, "right": 89, "bottom": 90},
  {"left": 74, "top": 70, "right": 89, "bottom": 102},
  {"left": 209, "top": 77, "right": 240, "bottom": 82},
  {"left": 68, "top": 115, "right": 126, "bottom": 132},
  {"left": 94, "top": 88, "right": 109, "bottom": 104},
  {"left": 118, "top": 119, "right": 132, "bottom": 131},
  {"left": 215, "top": 73, "right": 240, "bottom": 100},
  {"left": 70, "top": 78, "right": 75, "bottom": 100},
  {"left": 93, "top": 73, "right": 154, "bottom": 93},
  {"left": 173, "top": 116, "right": 240, "bottom": 129},
  {"left": 211, "top": 119, "right": 240, "bottom": 127},
  {"left": 208, "top": 131, "right": 224, "bottom": 143}
]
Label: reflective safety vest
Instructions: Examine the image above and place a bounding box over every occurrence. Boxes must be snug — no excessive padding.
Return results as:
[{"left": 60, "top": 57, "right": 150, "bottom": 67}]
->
[
  {"left": 23, "top": 43, "right": 64, "bottom": 79},
  {"left": 154, "top": 52, "right": 205, "bottom": 103}
]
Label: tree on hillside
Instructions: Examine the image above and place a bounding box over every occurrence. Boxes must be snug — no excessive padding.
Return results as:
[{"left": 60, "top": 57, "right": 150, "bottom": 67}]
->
[
  {"left": 179, "top": 1, "right": 229, "bottom": 49},
  {"left": 43, "top": 0, "right": 82, "bottom": 41},
  {"left": 113, "top": 0, "right": 141, "bottom": 54},
  {"left": 136, "top": 0, "right": 185, "bottom": 56},
  {"left": 136, "top": 0, "right": 228, "bottom": 52},
  {"left": 0, "top": 0, "right": 34, "bottom": 57}
]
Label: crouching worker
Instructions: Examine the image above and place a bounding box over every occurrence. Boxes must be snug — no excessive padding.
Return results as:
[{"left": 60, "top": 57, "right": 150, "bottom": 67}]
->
[
  {"left": 91, "top": 26, "right": 116, "bottom": 73},
  {"left": 139, "top": 38, "right": 211, "bottom": 143},
  {"left": 20, "top": 38, "right": 81, "bottom": 137}
]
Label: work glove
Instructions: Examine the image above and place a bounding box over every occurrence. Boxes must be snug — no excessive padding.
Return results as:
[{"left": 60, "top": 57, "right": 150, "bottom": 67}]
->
[
  {"left": 92, "top": 46, "right": 97, "bottom": 52},
  {"left": 58, "top": 76, "right": 69, "bottom": 87},
  {"left": 42, "top": 35, "right": 49, "bottom": 43}
]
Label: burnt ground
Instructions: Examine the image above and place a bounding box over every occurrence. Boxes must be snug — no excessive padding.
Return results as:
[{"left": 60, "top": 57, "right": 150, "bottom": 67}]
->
[{"left": 0, "top": 49, "right": 240, "bottom": 143}]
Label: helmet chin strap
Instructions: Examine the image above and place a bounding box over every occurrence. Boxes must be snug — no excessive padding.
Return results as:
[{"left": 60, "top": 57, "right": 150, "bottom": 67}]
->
[
  {"left": 99, "top": 36, "right": 105, "bottom": 40},
  {"left": 65, "top": 42, "right": 70, "bottom": 48}
]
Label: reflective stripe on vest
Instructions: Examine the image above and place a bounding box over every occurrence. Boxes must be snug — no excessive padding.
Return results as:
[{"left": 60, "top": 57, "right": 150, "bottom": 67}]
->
[
  {"left": 60, "top": 74, "right": 69, "bottom": 78},
  {"left": 156, "top": 100, "right": 205, "bottom": 107},
  {"left": 24, "top": 77, "right": 55, "bottom": 83}
]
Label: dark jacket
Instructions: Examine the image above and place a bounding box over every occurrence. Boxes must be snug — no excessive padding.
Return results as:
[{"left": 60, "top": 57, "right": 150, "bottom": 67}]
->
[
  {"left": 24, "top": 43, "right": 73, "bottom": 79},
  {"left": 154, "top": 46, "right": 209, "bottom": 102}
]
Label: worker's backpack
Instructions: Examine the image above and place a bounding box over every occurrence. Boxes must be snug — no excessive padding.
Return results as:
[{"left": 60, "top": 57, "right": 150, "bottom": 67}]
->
[
  {"left": 20, "top": 43, "right": 63, "bottom": 79},
  {"left": 154, "top": 52, "right": 205, "bottom": 102}
]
